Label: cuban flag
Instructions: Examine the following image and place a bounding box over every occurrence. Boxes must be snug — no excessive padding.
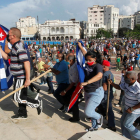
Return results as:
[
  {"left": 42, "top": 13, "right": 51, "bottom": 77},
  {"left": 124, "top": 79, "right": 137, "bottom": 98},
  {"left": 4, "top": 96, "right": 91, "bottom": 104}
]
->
[
  {"left": 67, "top": 40, "right": 86, "bottom": 111},
  {"left": 0, "top": 24, "right": 13, "bottom": 91}
]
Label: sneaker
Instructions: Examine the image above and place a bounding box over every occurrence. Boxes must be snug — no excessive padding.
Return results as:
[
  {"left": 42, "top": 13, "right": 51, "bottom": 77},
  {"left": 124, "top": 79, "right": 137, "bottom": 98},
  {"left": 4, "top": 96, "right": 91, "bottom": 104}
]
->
[
  {"left": 115, "top": 104, "right": 120, "bottom": 107},
  {"left": 39, "top": 83, "right": 44, "bottom": 85},
  {"left": 37, "top": 100, "right": 43, "bottom": 115},
  {"left": 69, "top": 117, "right": 80, "bottom": 122},
  {"left": 107, "top": 127, "right": 116, "bottom": 132},
  {"left": 37, "top": 89, "right": 40, "bottom": 93},
  {"left": 85, "top": 117, "right": 91, "bottom": 123},
  {"left": 97, "top": 115, "right": 103, "bottom": 127},
  {"left": 85, "top": 127, "right": 98, "bottom": 132},
  {"left": 11, "top": 114, "right": 27, "bottom": 119},
  {"left": 62, "top": 107, "right": 68, "bottom": 113}
]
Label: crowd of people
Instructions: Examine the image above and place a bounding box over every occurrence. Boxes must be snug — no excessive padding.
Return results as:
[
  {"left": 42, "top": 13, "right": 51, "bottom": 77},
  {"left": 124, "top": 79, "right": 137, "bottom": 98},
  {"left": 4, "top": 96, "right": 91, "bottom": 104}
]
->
[{"left": 0, "top": 27, "right": 140, "bottom": 140}]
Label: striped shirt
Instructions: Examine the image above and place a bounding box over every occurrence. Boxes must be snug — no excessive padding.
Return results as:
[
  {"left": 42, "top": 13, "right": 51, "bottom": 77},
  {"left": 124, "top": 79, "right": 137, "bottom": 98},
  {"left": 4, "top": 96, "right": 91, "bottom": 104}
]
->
[
  {"left": 120, "top": 81, "right": 140, "bottom": 114},
  {"left": 8, "top": 41, "right": 29, "bottom": 79}
]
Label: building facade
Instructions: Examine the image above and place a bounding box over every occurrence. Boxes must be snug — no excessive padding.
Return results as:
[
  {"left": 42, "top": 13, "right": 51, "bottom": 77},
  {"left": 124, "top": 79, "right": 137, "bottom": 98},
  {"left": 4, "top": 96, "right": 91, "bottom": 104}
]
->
[
  {"left": 80, "top": 21, "right": 106, "bottom": 39},
  {"left": 88, "top": 5, "right": 104, "bottom": 25},
  {"left": 119, "top": 15, "right": 135, "bottom": 30},
  {"left": 40, "top": 19, "right": 80, "bottom": 41},
  {"left": 134, "top": 11, "right": 140, "bottom": 25},
  {"left": 88, "top": 5, "right": 119, "bottom": 34},
  {"left": 16, "top": 16, "right": 38, "bottom": 40}
]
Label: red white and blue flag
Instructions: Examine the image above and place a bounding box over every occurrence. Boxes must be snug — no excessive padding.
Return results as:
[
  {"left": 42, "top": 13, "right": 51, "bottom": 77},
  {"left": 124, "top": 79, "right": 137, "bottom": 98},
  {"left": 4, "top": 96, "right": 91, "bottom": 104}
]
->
[
  {"left": 67, "top": 40, "right": 86, "bottom": 111},
  {"left": 0, "top": 24, "right": 13, "bottom": 91}
]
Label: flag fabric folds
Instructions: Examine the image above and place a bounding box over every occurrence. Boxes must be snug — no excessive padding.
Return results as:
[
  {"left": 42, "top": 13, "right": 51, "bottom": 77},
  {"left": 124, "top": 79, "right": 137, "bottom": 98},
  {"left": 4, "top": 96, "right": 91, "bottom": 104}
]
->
[
  {"left": 76, "top": 40, "right": 86, "bottom": 83},
  {"left": 0, "top": 24, "right": 13, "bottom": 91},
  {"left": 67, "top": 40, "right": 86, "bottom": 111}
]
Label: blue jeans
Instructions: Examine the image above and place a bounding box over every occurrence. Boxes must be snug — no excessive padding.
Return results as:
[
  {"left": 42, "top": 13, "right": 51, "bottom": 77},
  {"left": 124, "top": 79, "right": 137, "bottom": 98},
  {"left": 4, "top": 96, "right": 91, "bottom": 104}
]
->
[
  {"left": 121, "top": 109, "right": 140, "bottom": 139},
  {"left": 40, "top": 71, "right": 46, "bottom": 84},
  {"left": 133, "top": 60, "right": 140, "bottom": 70},
  {"left": 46, "top": 76, "right": 54, "bottom": 93},
  {"left": 53, "top": 83, "right": 69, "bottom": 105},
  {"left": 84, "top": 87, "right": 104, "bottom": 128}
]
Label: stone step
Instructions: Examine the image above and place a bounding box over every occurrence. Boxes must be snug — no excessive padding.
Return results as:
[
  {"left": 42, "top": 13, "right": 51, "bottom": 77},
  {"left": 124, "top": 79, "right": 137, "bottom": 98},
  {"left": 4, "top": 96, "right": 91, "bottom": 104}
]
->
[{"left": 78, "top": 129, "right": 129, "bottom": 140}]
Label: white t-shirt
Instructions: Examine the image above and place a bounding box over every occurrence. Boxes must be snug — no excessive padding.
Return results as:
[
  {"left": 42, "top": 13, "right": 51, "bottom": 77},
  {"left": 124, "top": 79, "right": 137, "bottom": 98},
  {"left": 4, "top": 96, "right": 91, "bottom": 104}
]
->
[{"left": 54, "top": 46, "right": 56, "bottom": 51}]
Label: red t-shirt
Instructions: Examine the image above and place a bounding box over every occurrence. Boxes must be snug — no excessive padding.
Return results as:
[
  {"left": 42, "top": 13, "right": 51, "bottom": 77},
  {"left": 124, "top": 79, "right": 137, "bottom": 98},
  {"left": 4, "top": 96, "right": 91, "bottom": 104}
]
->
[{"left": 127, "top": 66, "right": 133, "bottom": 71}]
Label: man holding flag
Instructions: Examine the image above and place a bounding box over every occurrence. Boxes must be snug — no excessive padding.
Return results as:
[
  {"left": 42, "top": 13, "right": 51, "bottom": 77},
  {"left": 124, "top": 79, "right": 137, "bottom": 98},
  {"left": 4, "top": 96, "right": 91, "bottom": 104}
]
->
[
  {"left": 0, "top": 27, "right": 42, "bottom": 119},
  {"left": 0, "top": 25, "right": 13, "bottom": 91}
]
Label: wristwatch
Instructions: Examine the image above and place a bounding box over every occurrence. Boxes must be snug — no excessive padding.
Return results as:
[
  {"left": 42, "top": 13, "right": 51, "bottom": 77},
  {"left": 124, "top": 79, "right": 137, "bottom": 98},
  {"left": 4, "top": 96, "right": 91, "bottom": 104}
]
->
[
  {"left": 130, "top": 107, "right": 134, "bottom": 112},
  {"left": 64, "top": 90, "right": 67, "bottom": 93},
  {"left": 87, "top": 81, "right": 89, "bottom": 84}
]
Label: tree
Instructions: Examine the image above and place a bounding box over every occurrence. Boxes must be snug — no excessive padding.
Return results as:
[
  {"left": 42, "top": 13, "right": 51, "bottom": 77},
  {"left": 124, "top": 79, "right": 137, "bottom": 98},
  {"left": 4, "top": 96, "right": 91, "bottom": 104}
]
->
[
  {"left": 96, "top": 28, "right": 113, "bottom": 39},
  {"left": 118, "top": 27, "right": 132, "bottom": 38},
  {"left": 134, "top": 24, "right": 140, "bottom": 32}
]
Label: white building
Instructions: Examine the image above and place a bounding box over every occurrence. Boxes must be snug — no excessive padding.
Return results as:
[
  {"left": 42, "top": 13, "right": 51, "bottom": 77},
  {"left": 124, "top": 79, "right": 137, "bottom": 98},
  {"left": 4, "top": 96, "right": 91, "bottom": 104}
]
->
[
  {"left": 104, "top": 5, "right": 119, "bottom": 34},
  {"left": 119, "top": 15, "right": 135, "bottom": 30},
  {"left": 88, "top": 5, "right": 119, "bottom": 34},
  {"left": 16, "top": 16, "right": 38, "bottom": 40},
  {"left": 134, "top": 11, "right": 140, "bottom": 25},
  {"left": 88, "top": 5, "right": 104, "bottom": 25},
  {"left": 40, "top": 19, "right": 80, "bottom": 41},
  {"left": 80, "top": 21, "right": 106, "bottom": 38}
]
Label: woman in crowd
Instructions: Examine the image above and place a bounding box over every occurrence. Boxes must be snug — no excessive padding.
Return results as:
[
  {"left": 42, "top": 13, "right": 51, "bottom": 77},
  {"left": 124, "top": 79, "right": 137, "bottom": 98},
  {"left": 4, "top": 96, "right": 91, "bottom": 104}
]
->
[{"left": 78, "top": 42, "right": 104, "bottom": 131}]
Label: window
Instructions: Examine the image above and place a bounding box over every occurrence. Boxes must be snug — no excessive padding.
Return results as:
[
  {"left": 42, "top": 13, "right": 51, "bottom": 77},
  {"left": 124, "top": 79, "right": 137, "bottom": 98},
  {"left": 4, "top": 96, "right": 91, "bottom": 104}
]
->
[
  {"left": 90, "top": 19, "right": 92, "bottom": 21},
  {"left": 95, "top": 15, "right": 97, "bottom": 17},
  {"left": 100, "top": 7, "right": 103, "bottom": 9},
  {"left": 94, "top": 11, "right": 97, "bottom": 13},
  {"left": 95, "top": 18, "right": 97, "bottom": 20},
  {"left": 90, "top": 8, "right": 93, "bottom": 10},
  {"left": 100, "top": 11, "right": 104, "bottom": 13},
  {"left": 100, "top": 18, "right": 102, "bottom": 20}
]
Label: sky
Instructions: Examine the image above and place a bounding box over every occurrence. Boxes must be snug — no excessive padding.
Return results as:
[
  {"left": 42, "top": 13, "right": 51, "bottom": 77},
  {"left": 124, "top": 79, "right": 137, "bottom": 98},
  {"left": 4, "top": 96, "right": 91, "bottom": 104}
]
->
[{"left": 0, "top": 0, "right": 140, "bottom": 28}]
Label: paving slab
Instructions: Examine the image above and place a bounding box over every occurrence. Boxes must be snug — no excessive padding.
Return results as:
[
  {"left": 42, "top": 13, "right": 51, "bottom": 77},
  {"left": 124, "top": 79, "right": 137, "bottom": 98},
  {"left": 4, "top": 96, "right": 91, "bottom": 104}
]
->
[{"left": 78, "top": 129, "right": 129, "bottom": 140}]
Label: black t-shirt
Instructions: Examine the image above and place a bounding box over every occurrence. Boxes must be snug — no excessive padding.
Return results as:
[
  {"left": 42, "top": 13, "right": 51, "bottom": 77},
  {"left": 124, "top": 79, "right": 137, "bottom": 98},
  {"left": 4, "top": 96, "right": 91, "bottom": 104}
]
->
[{"left": 84, "top": 63, "right": 103, "bottom": 93}]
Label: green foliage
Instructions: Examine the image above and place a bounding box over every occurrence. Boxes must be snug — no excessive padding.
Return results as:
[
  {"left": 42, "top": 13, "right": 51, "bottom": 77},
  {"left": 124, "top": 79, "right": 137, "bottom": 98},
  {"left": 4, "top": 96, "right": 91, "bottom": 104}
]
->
[
  {"left": 118, "top": 27, "right": 132, "bottom": 37},
  {"left": 124, "top": 24, "right": 140, "bottom": 40},
  {"left": 95, "top": 28, "right": 113, "bottom": 39}
]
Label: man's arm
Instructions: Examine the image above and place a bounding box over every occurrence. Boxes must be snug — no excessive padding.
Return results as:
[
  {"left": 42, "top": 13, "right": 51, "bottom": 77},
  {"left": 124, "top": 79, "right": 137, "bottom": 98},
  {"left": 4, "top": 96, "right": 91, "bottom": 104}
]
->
[
  {"left": 51, "top": 68, "right": 60, "bottom": 75},
  {"left": 78, "top": 42, "right": 87, "bottom": 56},
  {"left": 103, "top": 83, "right": 107, "bottom": 91},
  {"left": 108, "top": 79, "right": 121, "bottom": 90},
  {"left": 0, "top": 47, "right": 10, "bottom": 60},
  {"left": 24, "top": 61, "right": 31, "bottom": 87},
  {"left": 60, "top": 83, "right": 75, "bottom": 96}
]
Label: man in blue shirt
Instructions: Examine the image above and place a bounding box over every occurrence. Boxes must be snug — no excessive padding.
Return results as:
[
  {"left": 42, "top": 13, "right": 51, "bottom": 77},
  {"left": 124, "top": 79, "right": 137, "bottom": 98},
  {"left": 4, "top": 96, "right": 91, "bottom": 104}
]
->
[
  {"left": 51, "top": 53, "right": 69, "bottom": 110},
  {"left": 134, "top": 51, "right": 140, "bottom": 70}
]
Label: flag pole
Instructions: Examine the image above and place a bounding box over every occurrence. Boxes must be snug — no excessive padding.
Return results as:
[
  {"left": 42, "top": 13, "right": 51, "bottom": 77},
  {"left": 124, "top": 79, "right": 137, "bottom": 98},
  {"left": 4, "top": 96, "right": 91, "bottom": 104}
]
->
[
  {"left": 106, "top": 74, "right": 111, "bottom": 120},
  {"left": 0, "top": 69, "right": 51, "bottom": 102}
]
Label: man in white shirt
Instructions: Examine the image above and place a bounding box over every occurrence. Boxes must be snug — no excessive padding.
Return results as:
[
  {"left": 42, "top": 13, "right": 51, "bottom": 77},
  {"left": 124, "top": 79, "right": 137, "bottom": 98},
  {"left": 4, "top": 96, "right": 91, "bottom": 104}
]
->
[{"left": 109, "top": 71, "right": 140, "bottom": 139}]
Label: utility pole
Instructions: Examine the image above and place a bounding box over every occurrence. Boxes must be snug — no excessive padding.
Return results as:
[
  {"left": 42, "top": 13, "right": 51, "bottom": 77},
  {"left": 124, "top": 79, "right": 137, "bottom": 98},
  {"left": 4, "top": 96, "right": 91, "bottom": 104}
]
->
[
  {"left": 113, "top": 14, "right": 115, "bottom": 38},
  {"left": 37, "top": 16, "right": 40, "bottom": 43}
]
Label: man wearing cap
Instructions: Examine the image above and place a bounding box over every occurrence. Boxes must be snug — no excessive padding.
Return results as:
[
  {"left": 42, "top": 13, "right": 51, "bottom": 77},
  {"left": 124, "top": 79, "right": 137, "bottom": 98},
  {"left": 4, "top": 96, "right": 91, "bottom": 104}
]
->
[{"left": 102, "top": 60, "right": 116, "bottom": 131}]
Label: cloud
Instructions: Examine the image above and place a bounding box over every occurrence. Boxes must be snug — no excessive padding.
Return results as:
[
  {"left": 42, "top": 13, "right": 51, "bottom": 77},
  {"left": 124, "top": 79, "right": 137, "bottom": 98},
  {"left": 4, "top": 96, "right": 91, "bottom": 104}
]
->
[
  {"left": 66, "top": 10, "right": 74, "bottom": 17},
  {"left": 1, "top": 0, "right": 140, "bottom": 29},
  {"left": 120, "top": 0, "right": 140, "bottom": 15},
  {"left": 0, "top": 0, "right": 50, "bottom": 28},
  {"left": 50, "top": 12, "right": 54, "bottom": 15}
]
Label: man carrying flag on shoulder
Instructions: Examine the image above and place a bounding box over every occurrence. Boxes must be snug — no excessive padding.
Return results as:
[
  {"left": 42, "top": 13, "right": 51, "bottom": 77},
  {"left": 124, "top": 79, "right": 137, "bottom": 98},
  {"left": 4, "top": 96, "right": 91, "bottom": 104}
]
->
[{"left": 0, "top": 27, "right": 42, "bottom": 119}]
